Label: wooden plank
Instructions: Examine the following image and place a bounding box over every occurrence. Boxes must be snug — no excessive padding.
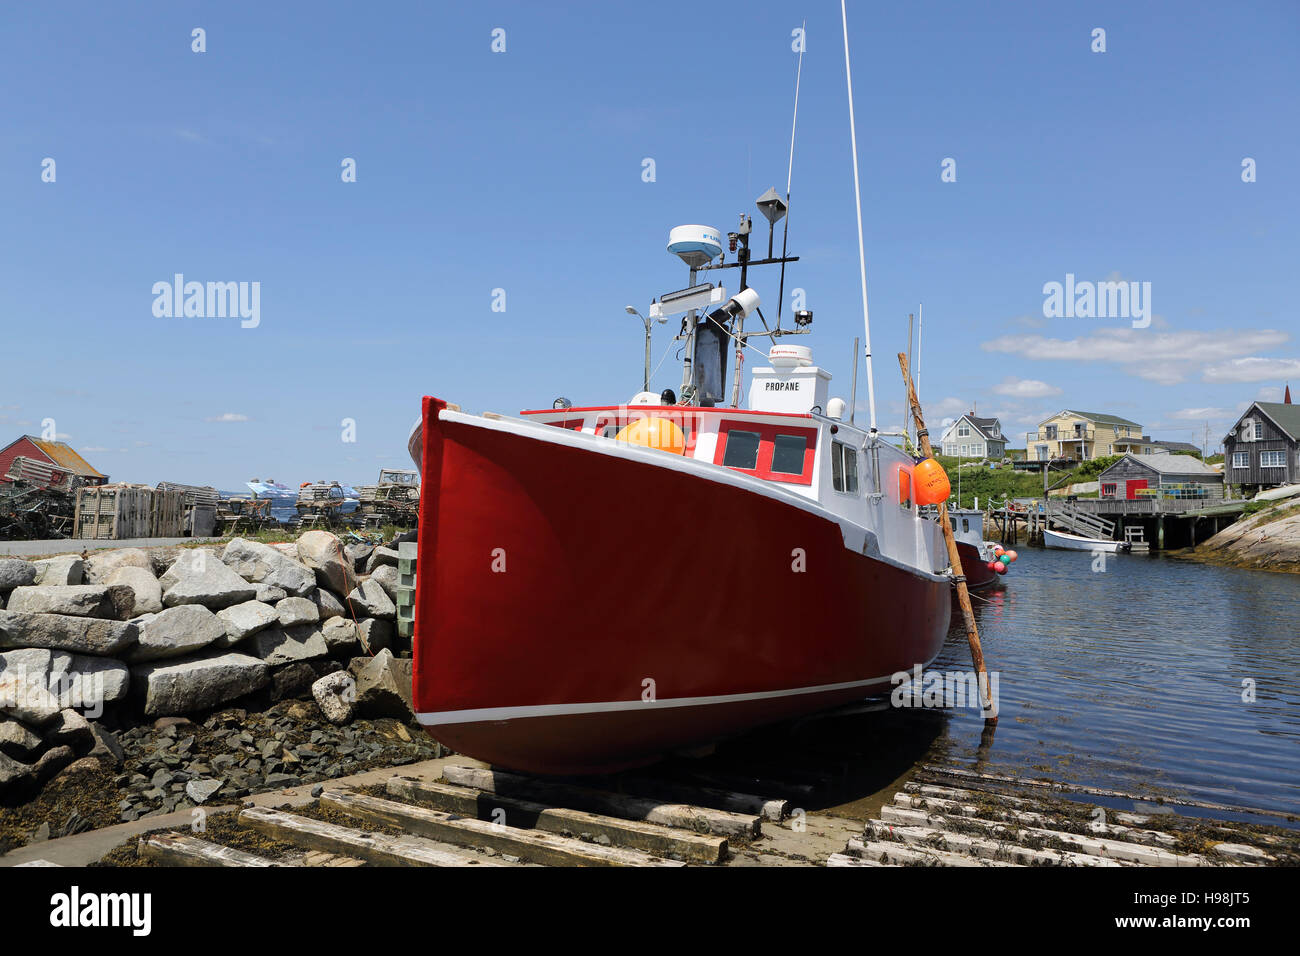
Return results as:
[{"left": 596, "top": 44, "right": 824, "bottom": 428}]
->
[
  {"left": 619, "top": 773, "right": 789, "bottom": 821},
  {"left": 880, "top": 805, "right": 1214, "bottom": 866},
  {"left": 844, "top": 837, "right": 1016, "bottom": 868},
  {"left": 237, "top": 806, "right": 508, "bottom": 867},
  {"left": 442, "top": 765, "right": 761, "bottom": 839},
  {"left": 322, "top": 789, "right": 685, "bottom": 867},
  {"left": 826, "top": 852, "right": 888, "bottom": 867},
  {"left": 386, "top": 776, "right": 726, "bottom": 864},
  {"left": 138, "top": 832, "right": 284, "bottom": 867},
  {"left": 864, "top": 820, "right": 1127, "bottom": 867},
  {"left": 916, "top": 765, "right": 1297, "bottom": 822},
  {"left": 890, "top": 792, "right": 1181, "bottom": 849}
]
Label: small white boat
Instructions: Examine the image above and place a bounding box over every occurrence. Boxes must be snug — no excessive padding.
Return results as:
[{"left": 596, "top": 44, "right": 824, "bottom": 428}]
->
[
  {"left": 1254, "top": 483, "right": 1300, "bottom": 503},
  {"left": 1044, "top": 527, "right": 1131, "bottom": 552}
]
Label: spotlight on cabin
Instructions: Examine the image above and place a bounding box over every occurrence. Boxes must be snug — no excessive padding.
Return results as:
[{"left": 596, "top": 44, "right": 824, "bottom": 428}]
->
[
  {"left": 794, "top": 309, "right": 813, "bottom": 327},
  {"left": 553, "top": 397, "right": 572, "bottom": 410}
]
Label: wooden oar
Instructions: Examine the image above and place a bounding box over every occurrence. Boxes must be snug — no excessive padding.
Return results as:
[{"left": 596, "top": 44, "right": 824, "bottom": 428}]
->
[{"left": 898, "top": 353, "right": 997, "bottom": 723}]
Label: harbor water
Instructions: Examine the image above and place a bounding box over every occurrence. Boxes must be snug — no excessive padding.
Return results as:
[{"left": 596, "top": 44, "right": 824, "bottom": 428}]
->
[{"left": 926, "top": 547, "right": 1300, "bottom": 820}]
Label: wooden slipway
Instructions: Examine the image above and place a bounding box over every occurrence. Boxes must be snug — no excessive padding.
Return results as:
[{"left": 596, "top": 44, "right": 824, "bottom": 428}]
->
[{"left": 36, "top": 758, "right": 1293, "bottom": 868}]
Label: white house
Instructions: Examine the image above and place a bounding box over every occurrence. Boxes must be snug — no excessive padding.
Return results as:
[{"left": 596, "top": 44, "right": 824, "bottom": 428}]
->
[{"left": 940, "top": 414, "right": 1007, "bottom": 460}]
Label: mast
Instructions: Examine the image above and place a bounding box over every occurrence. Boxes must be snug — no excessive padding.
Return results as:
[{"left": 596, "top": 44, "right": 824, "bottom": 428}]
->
[{"left": 841, "top": 0, "right": 877, "bottom": 435}]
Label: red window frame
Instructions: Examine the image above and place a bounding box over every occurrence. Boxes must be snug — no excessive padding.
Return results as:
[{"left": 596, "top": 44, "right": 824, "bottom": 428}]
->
[
  {"left": 714, "top": 421, "right": 817, "bottom": 485},
  {"left": 1101, "top": 482, "right": 1117, "bottom": 498},
  {"left": 594, "top": 412, "right": 701, "bottom": 456}
]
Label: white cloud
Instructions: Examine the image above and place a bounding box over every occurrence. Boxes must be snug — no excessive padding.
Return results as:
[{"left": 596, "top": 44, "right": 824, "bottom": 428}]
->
[
  {"left": 1201, "top": 357, "right": 1300, "bottom": 384},
  {"left": 81, "top": 446, "right": 110, "bottom": 453},
  {"left": 1169, "top": 407, "right": 1234, "bottom": 421},
  {"left": 991, "top": 377, "right": 1061, "bottom": 398},
  {"left": 982, "top": 328, "right": 1290, "bottom": 385},
  {"left": 205, "top": 413, "right": 250, "bottom": 423}
]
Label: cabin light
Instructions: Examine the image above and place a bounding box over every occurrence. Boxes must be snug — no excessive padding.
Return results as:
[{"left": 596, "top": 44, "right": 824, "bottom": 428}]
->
[
  {"left": 794, "top": 309, "right": 813, "bottom": 327},
  {"left": 659, "top": 388, "right": 677, "bottom": 405},
  {"left": 553, "top": 397, "right": 572, "bottom": 410},
  {"left": 727, "top": 232, "right": 738, "bottom": 252}
]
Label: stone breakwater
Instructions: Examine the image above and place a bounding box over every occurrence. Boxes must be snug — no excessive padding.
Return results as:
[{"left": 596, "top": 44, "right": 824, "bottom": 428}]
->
[
  {"left": 0, "top": 530, "right": 418, "bottom": 805},
  {"left": 1184, "top": 501, "right": 1300, "bottom": 574}
]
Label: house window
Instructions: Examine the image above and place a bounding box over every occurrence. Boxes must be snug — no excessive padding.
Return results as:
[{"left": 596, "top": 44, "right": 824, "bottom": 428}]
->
[
  {"left": 1101, "top": 483, "right": 1117, "bottom": 497},
  {"left": 1260, "top": 451, "right": 1286, "bottom": 468},
  {"left": 1045, "top": 425, "right": 1058, "bottom": 440},
  {"left": 1232, "top": 452, "right": 1249, "bottom": 469},
  {"left": 1037, "top": 444, "right": 1049, "bottom": 460},
  {"left": 1254, "top": 422, "right": 1264, "bottom": 440},
  {"left": 957, "top": 424, "right": 970, "bottom": 437},
  {"left": 831, "top": 441, "right": 859, "bottom": 494},
  {"left": 714, "top": 421, "right": 818, "bottom": 485},
  {"left": 960, "top": 444, "right": 969, "bottom": 457},
  {"left": 991, "top": 424, "right": 999, "bottom": 437}
]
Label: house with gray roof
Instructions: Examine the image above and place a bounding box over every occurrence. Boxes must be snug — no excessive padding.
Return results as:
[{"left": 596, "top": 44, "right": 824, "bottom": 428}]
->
[
  {"left": 1223, "top": 399, "right": 1300, "bottom": 491},
  {"left": 940, "top": 413, "right": 1007, "bottom": 459},
  {"left": 1098, "top": 453, "right": 1224, "bottom": 501}
]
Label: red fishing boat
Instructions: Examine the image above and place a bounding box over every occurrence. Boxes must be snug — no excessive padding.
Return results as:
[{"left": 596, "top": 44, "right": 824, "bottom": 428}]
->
[{"left": 406, "top": 9, "right": 959, "bottom": 774}]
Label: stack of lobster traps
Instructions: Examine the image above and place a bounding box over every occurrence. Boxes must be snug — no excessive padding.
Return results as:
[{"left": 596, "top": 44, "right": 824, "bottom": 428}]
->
[
  {"left": 0, "top": 456, "right": 82, "bottom": 539},
  {"left": 355, "top": 468, "right": 420, "bottom": 529}
]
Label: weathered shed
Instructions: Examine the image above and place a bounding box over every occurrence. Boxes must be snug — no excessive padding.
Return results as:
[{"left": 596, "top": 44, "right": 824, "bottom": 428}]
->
[
  {"left": 1222, "top": 401, "right": 1300, "bottom": 490},
  {"left": 1098, "top": 454, "right": 1224, "bottom": 501},
  {"left": 0, "top": 435, "right": 108, "bottom": 486}
]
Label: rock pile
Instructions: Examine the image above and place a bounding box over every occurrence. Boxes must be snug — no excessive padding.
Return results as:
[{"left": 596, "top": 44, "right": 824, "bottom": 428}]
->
[{"left": 0, "top": 531, "right": 414, "bottom": 802}]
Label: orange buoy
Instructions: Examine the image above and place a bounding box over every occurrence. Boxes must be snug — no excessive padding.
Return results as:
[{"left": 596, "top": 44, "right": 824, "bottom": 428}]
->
[
  {"left": 913, "top": 458, "right": 951, "bottom": 505},
  {"left": 614, "top": 416, "right": 686, "bottom": 455},
  {"left": 1007, "top": 550, "right": 1018, "bottom": 562}
]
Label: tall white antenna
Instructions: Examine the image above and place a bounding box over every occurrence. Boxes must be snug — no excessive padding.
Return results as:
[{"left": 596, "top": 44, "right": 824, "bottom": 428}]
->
[
  {"left": 776, "top": 20, "right": 805, "bottom": 326},
  {"left": 787, "top": 20, "right": 804, "bottom": 197},
  {"left": 916, "top": 302, "right": 923, "bottom": 402},
  {"left": 841, "top": 0, "right": 876, "bottom": 434}
]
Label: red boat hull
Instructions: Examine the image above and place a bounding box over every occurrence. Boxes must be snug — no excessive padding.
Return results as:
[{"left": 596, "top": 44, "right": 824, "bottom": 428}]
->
[
  {"left": 956, "top": 540, "right": 999, "bottom": 591},
  {"left": 413, "top": 398, "right": 952, "bottom": 774}
]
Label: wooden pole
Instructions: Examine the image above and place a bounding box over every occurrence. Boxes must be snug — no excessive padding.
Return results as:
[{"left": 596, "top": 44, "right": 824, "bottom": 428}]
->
[{"left": 898, "top": 353, "right": 996, "bottom": 722}]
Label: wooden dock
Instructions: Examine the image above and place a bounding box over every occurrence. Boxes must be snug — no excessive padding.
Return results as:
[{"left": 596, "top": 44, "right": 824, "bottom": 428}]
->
[
  {"left": 830, "top": 766, "right": 1294, "bottom": 867},
  {"left": 117, "top": 760, "right": 1296, "bottom": 868},
  {"left": 990, "top": 497, "right": 1246, "bottom": 550}
]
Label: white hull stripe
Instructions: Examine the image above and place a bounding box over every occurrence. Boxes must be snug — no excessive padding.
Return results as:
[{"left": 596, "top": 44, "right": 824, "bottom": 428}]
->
[{"left": 415, "top": 673, "right": 900, "bottom": 726}]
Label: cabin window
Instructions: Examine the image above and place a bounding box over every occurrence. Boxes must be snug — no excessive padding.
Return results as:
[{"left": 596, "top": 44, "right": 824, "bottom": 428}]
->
[
  {"left": 831, "top": 441, "right": 858, "bottom": 494},
  {"left": 547, "top": 419, "right": 585, "bottom": 431},
  {"left": 1232, "top": 452, "right": 1249, "bottom": 469},
  {"left": 770, "top": 434, "right": 808, "bottom": 475},
  {"left": 714, "top": 421, "right": 817, "bottom": 485},
  {"left": 594, "top": 413, "right": 699, "bottom": 454},
  {"left": 722, "top": 430, "right": 761, "bottom": 469},
  {"left": 899, "top": 471, "right": 912, "bottom": 510},
  {"left": 961, "top": 518, "right": 970, "bottom": 532},
  {"left": 1261, "top": 451, "right": 1285, "bottom": 468}
]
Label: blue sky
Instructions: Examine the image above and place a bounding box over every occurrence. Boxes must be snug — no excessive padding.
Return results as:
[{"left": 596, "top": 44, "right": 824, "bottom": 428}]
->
[{"left": 2, "top": 0, "right": 1296, "bottom": 488}]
